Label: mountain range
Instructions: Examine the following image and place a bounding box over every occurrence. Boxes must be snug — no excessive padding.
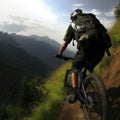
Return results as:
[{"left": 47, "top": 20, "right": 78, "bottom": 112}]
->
[
  {"left": 10, "top": 33, "right": 74, "bottom": 69},
  {"left": 0, "top": 31, "right": 53, "bottom": 102},
  {"left": 0, "top": 31, "right": 74, "bottom": 103}
]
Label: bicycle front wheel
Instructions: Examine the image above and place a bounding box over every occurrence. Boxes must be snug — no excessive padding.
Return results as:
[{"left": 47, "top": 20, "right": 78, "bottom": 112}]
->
[
  {"left": 82, "top": 74, "right": 109, "bottom": 120},
  {"left": 64, "top": 69, "right": 73, "bottom": 102}
]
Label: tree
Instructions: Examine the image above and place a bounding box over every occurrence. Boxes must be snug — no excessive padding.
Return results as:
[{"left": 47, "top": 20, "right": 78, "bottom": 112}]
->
[
  {"left": 114, "top": 3, "right": 120, "bottom": 19},
  {"left": 19, "top": 77, "right": 47, "bottom": 114}
]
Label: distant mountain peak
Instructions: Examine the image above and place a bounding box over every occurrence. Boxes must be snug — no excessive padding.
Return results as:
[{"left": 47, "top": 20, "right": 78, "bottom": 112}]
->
[
  {"left": 10, "top": 33, "right": 74, "bottom": 69},
  {"left": 0, "top": 31, "right": 20, "bottom": 47}
]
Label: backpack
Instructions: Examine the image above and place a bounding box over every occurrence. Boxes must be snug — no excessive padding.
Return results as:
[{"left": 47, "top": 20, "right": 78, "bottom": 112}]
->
[{"left": 71, "top": 13, "right": 112, "bottom": 56}]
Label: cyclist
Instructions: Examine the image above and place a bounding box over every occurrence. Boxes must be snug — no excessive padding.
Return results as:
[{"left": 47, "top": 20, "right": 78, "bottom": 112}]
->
[{"left": 56, "top": 9, "right": 106, "bottom": 103}]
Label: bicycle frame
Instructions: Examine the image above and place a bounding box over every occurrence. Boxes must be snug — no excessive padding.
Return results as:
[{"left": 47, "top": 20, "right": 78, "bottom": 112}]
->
[
  {"left": 65, "top": 68, "right": 89, "bottom": 104},
  {"left": 77, "top": 69, "right": 88, "bottom": 104},
  {"left": 59, "top": 55, "right": 109, "bottom": 120}
]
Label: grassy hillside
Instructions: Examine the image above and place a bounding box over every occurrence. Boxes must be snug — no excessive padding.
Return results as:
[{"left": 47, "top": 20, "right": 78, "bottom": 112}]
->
[
  {"left": 109, "top": 20, "right": 120, "bottom": 45},
  {"left": 23, "top": 61, "right": 72, "bottom": 120},
  {"left": 22, "top": 55, "right": 111, "bottom": 120}
]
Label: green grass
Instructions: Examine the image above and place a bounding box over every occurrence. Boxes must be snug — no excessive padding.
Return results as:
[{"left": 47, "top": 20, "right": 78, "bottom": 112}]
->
[
  {"left": 23, "top": 61, "right": 72, "bottom": 120},
  {"left": 109, "top": 20, "right": 120, "bottom": 46},
  {"left": 109, "top": 20, "right": 120, "bottom": 37}
]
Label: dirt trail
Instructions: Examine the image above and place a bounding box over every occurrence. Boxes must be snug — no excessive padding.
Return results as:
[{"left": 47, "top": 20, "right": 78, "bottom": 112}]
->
[
  {"left": 57, "top": 101, "right": 84, "bottom": 120},
  {"left": 57, "top": 45, "right": 120, "bottom": 120}
]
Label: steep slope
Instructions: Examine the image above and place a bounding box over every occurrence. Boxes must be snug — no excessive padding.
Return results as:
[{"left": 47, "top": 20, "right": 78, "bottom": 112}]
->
[
  {"left": 0, "top": 31, "right": 51, "bottom": 103},
  {"left": 102, "top": 45, "right": 120, "bottom": 120},
  {"left": 102, "top": 45, "right": 120, "bottom": 88},
  {"left": 10, "top": 33, "right": 74, "bottom": 69},
  {"left": 0, "top": 32, "right": 50, "bottom": 77},
  {"left": 57, "top": 45, "right": 120, "bottom": 120}
]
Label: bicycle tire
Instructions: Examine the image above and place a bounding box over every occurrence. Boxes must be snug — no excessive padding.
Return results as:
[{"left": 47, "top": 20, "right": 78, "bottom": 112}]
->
[
  {"left": 64, "top": 69, "right": 73, "bottom": 102},
  {"left": 82, "top": 74, "right": 109, "bottom": 120}
]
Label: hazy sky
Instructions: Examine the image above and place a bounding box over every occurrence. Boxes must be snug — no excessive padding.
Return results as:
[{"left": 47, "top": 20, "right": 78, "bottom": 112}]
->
[{"left": 0, "top": 0, "right": 119, "bottom": 43}]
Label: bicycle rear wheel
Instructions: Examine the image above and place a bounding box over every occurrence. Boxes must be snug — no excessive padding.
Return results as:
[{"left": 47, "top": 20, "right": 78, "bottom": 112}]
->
[{"left": 82, "top": 74, "right": 109, "bottom": 120}]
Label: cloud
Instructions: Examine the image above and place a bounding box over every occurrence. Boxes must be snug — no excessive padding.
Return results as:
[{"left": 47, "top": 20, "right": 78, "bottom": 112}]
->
[
  {"left": 73, "top": 3, "right": 84, "bottom": 7},
  {"left": 99, "top": 17, "right": 115, "bottom": 29},
  {"left": 0, "top": 0, "right": 58, "bottom": 21},
  {"left": 9, "top": 15, "right": 29, "bottom": 24},
  {"left": 0, "top": 0, "right": 116, "bottom": 42},
  {"left": 105, "top": 8, "right": 115, "bottom": 17},
  {"left": 85, "top": 8, "right": 115, "bottom": 29},
  {"left": 72, "top": 3, "right": 84, "bottom": 10},
  {"left": 0, "top": 0, "right": 61, "bottom": 40},
  {"left": 89, "top": 9, "right": 102, "bottom": 15},
  {"left": 0, "top": 23, "right": 29, "bottom": 32}
]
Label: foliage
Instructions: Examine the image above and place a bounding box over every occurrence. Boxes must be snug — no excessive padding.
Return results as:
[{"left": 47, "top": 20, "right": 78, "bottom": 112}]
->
[
  {"left": 23, "top": 62, "right": 71, "bottom": 120},
  {"left": 19, "top": 77, "right": 47, "bottom": 115},
  {"left": 114, "top": 3, "right": 120, "bottom": 20},
  {"left": 108, "top": 20, "right": 120, "bottom": 49},
  {"left": 0, "top": 104, "right": 22, "bottom": 120},
  {"left": 0, "top": 77, "right": 47, "bottom": 120}
]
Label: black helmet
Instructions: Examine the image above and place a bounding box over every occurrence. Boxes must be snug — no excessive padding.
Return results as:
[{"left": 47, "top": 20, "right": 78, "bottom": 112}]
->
[{"left": 71, "top": 9, "right": 82, "bottom": 18}]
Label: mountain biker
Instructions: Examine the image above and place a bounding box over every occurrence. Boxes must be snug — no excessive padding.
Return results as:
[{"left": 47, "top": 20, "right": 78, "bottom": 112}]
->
[{"left": 56, "top": 9, "right": 106, "bottom": 103}]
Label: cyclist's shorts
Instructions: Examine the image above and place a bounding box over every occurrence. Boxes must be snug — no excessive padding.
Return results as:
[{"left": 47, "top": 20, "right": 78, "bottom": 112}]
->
[{"left": 71, "top": 49, "right": 105, "bottom": 73}]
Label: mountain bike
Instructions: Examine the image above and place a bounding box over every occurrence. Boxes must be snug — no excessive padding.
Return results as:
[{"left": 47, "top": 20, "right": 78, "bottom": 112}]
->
[{"left": 60, "top": 56, "right": 109, "bottom": 120}]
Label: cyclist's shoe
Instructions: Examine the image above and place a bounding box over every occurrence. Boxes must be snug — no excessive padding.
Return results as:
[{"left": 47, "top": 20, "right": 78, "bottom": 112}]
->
[{"left": 67, "top": 92, "right": 77, "bottom": 104}]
